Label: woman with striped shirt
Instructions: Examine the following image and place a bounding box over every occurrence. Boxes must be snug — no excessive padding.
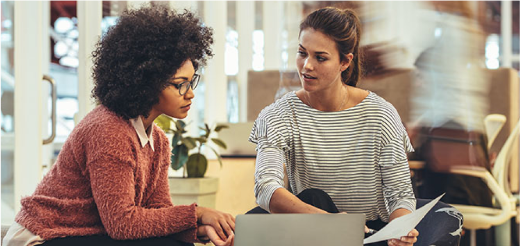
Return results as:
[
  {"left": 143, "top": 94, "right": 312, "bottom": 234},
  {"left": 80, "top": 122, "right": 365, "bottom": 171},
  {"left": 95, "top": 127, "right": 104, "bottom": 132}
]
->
[{"left": 247, "top": 7, "right": 462, "bottom": 246}]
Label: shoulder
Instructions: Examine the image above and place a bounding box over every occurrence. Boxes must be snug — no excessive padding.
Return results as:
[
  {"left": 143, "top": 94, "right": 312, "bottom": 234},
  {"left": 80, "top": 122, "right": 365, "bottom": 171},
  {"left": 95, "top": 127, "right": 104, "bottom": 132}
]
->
[
  {"left": 256, "top": 92, "right": 295, "bottom": 123},
  {"left": 250, "top": 92, "right": 296, "bottom": 143},
  {"left": 362, "top": 92, "right": 402, "bottom": 121},
  {"left": 364, "top": 92, "right": 408, "bottom": 142},
  {"left": 357, "top": 91, "right": 405, "bottom": 132},
  {"left": 77, "top": 105, "right": 131, "bottom": 130},
  {"left": 73, "top": 106, "right": 137, "bottom": 147}
]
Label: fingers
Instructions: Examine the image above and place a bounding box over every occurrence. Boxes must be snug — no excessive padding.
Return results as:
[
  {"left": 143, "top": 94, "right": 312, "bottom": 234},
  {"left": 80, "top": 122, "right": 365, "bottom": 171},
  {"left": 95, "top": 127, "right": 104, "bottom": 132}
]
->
[
  {"left": 212, "top": 221, "right": 227, "bottom": 241},
  {"left": 388, "top": 238, "right": 416, "bottom": 246},
  {"left": 205, "top": 225, "right": 234, "bottom": 246},
  {"left": 223, "top": 213, "right": 236, "bottom": 236},
  {"left": 221, "top": 233, "right": 234, "bottom": 246},
  {"left": 364, "top": 225, "right": 369, "bottom": 233},
  {"left": 198, "top": 207, "right": 236, "bottom": 240},
  {"left": 387, "top": 229, "right": 419, "bottom": 246},
  {"left": 211, "top": 214, "right": 235, "bottom": 240},
  {"left": 220, "top": 218, "right": 234, "bottom": 238}
]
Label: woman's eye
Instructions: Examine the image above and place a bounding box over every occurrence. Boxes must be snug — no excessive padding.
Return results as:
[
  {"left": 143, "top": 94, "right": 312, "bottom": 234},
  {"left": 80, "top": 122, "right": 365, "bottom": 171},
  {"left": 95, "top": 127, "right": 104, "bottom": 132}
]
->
[
  {"left": 317, "top": 56, "right": 327, "bottom": 62},
  {"left": 297, "top": 51, "right": 307, "bottom": 57}
]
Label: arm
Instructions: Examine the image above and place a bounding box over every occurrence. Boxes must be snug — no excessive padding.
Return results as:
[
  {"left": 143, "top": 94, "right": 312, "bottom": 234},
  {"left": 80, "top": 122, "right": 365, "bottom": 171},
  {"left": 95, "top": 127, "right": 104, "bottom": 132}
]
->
[
  {"left": 380, "top": 133, "right": 418, "bottom": 246},
  {"left": 146, "top": 127, "right": 175, "bottom": 208},
  {"left": 255, "top": 147, "right": 327, "bottom": 214},
  {"left": 379, "top": 135, "right": 416, "bottom": 214},
  {"left": 270, "top": 188, "right": 328, "bottom": 214},
  {"left": 145, "top": 158, "right": 174, "bottom": 209},
  {"left": 87, "top": 133, "right": 198, "bottom": 240}
]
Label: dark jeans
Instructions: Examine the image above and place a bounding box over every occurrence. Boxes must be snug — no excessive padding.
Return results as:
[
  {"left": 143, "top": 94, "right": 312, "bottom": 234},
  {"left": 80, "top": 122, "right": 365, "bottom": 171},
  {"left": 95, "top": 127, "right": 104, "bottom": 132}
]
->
[
  {"left": 40, "top": 234, "right": 194, "bottom": 246},
  {"left": 246, "top": 188, "right": 462, "bottom": 246}
]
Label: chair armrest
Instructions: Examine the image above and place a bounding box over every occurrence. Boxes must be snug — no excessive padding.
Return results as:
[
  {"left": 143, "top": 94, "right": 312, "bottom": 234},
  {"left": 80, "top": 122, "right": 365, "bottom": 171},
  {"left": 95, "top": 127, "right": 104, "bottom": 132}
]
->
[
  {"left": 449, "top": 165, "right": 513, "bottom": 222},
  {"left": 450, "top": 165, "right": 489, "bottom": 178}
]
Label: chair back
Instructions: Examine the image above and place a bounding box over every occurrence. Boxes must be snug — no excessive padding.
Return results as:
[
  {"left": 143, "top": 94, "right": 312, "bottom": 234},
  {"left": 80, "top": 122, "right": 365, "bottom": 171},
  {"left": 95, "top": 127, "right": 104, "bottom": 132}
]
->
[
  {"left": 492, "top": 118, "right": 520, "bottom": 196},
  {"left": 484, "top": 114, "right": 507, "bottom": 150}
]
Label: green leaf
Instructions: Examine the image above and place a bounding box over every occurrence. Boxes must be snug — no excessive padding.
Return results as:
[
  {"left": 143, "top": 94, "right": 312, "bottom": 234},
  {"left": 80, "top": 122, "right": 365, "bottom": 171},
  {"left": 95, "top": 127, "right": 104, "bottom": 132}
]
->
[
  {"left": 174, "top": 120, "right": 186, "bottom": 132},
  {"left": 170, "top": 145, "right": 189, "bottom": 170},
  {"left": 204, "top": 123, "right": 211, "bottom": 138},
  {"left": 154, "top": 115, "right": 173, "bottom": 131},
  {"left": 171, "top": 132, "right": 181, "bottom": 146},
  {"left": 186, "top": 153, "right": 208, "bottom": 178},
  {"left": 211, "top": 138, "right": 227, "bottom": 149},
  {"left": 209, "top": 146, "right": 224, "bottom": 168},
  {"left": 193, "top": 137, "right": 206, "bottom": 144},
  {"left": 181, "top": 137, "right": 197, "bottom": 149},
  {"left": 214, "top": 124, "right": 229, "bottom": 132}
]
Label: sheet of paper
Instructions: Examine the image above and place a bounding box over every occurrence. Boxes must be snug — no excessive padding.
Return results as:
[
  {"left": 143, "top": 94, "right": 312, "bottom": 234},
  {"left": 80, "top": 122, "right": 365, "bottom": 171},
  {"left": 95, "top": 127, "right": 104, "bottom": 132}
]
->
[{"left": 363, "top": 193, "right": 445, "bottom": 244}]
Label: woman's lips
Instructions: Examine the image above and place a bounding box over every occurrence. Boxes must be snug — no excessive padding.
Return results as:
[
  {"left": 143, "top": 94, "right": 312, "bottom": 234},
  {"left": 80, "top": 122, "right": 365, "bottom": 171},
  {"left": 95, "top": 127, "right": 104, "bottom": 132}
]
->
[
  {"left": 181, "top": 104, "right": 191, "bottom": 110},
  {"left": 302, "top": 73, "right": 317, "bottom": 82}
]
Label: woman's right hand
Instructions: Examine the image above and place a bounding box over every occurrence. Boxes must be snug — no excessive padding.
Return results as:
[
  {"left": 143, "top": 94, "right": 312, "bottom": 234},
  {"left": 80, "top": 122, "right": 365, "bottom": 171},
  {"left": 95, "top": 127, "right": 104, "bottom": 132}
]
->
[
  {"left": 196, "top": 206, "right": 235, "bottom": 240},
  {"left": 197, "top": 225, "right": 234, "bottom": 246}
]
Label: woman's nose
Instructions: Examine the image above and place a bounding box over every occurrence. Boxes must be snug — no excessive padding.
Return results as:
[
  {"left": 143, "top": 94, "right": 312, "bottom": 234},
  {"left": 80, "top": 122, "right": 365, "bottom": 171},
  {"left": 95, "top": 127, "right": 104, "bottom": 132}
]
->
[
  {"left": 184, "top": 87, "right": 195, "bottom": 99},
  {"left": 303, "top": 58, "right": 313, "bottom": 71}
]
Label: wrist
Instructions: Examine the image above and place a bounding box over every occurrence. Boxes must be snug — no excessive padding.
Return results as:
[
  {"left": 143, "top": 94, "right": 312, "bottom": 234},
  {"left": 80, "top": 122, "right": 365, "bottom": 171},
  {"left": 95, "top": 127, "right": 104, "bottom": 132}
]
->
[
  {"left": 197, "top": 225, "right": 210, "bottom": 242},
  {"left": 195, "top": 206, "right": 204, "bottom": 221}
]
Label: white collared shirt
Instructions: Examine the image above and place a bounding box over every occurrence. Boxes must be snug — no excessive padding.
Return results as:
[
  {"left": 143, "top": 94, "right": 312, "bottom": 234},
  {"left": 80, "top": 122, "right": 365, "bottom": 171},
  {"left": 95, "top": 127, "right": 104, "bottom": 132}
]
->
[{"left": 129, "top": 117, "right": 155, "bottom": 151}]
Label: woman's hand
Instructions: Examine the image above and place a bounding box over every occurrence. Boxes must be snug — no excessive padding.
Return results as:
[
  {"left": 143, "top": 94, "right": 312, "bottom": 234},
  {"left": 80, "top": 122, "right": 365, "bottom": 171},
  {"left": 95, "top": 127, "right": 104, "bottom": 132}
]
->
[
  {"left": 196, "top": 206, "right": 235, "bottom": 240},
  {"left": 387, "top": 229, "right": 419, "bottom": 246},
  {"left": 197, "top": 225, "right": 234, "bottom": 246}
]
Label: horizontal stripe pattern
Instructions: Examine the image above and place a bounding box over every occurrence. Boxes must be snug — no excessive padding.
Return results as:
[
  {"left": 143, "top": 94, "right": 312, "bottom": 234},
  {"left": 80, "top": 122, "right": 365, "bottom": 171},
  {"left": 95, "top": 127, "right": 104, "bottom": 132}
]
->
[{"left": 249, "top": 91, "right": 416, "bottom": 221}]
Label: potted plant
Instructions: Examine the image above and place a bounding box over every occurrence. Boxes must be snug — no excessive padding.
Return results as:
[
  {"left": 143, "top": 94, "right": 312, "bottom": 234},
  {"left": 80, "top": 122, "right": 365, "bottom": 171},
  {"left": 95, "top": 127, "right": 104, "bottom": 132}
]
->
[{"left": 154, "top": 115, "right": 228, "bottom": 208}]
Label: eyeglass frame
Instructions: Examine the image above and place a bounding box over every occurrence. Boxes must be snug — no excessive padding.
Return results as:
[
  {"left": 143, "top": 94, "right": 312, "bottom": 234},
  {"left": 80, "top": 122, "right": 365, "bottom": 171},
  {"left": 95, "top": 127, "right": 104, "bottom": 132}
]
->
[{"left": 168, "top": 74, "right": 200, "bottom": 96}]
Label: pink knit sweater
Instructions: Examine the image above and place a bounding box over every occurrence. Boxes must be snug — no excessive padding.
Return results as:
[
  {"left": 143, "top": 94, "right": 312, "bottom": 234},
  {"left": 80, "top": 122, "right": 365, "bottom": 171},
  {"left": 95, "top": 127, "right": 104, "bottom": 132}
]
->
[{"left": 15, "top": 106, "right": 199, "bottom": 242}]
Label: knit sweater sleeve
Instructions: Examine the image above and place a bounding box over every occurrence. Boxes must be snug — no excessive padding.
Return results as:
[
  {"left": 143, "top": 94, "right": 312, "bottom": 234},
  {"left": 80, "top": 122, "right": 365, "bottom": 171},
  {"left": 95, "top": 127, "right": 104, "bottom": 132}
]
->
[{"left": 86, "top": 126, "right": 198, "bottom": 241}]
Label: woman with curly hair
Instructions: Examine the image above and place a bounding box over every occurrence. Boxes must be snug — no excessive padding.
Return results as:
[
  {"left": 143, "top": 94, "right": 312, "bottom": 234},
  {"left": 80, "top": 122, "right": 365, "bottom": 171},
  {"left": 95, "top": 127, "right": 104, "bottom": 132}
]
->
[{"left": 3, "top": 6, "right": 234, "bottom": 246}]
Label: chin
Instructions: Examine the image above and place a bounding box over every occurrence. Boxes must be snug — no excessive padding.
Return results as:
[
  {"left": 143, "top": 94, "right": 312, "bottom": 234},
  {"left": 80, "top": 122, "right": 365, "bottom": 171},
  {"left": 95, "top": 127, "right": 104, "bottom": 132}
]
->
[
  {"left": 164, "top": 112, "right": 187, "bottom": 119},
  {"left": 302, "top": 83, "right": 317, "bottom": 92},
  {"left": 177, "top": 112, "right": 189, "bottom": 119}
]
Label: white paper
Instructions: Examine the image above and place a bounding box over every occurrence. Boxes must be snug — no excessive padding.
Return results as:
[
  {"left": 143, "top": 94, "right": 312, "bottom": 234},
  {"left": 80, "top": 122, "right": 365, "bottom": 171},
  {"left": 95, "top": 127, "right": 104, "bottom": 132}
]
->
[{"left": 363, "top": 193, "right": 445, "bottom": 244}]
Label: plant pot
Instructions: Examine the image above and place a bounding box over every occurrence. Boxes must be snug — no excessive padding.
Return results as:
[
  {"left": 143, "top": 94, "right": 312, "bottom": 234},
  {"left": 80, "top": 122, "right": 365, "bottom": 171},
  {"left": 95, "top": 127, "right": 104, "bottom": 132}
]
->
[{"left": 168, "top": 177, "right": 219, "bottom": 209}]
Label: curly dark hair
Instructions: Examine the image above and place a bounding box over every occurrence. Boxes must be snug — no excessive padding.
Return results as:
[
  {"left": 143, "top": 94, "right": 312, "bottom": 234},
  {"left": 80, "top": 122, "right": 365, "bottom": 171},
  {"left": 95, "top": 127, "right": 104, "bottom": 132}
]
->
[{"left": 91, "top": 5, "right": 213, "bottom": 119}]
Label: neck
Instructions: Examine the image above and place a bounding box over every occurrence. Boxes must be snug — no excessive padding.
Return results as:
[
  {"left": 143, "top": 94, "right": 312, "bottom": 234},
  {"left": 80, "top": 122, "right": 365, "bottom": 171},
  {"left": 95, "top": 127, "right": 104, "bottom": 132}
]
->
[
  {"left": 141, "top": 114, "right": 156, "bottom": 131},
  {"left": 306, "top": 84, "right": 349, "bottom": 112}
]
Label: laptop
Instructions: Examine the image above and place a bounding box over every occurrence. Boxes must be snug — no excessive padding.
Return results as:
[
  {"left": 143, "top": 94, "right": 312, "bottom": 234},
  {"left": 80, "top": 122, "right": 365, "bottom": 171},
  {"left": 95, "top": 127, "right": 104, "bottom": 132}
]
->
[
  {"left": 217, "top": 122, "right": 257, "bottom": 158},
  {"left": 234, "top": 213, "right": 365, "bottom": 246}
]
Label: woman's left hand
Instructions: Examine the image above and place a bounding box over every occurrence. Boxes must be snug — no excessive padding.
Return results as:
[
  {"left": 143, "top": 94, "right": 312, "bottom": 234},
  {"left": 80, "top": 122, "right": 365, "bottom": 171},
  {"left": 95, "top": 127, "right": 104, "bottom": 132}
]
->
[
  {"left": 198, "top": 225, "right": 234, "bottom": 246},
  {"left": 387, "top": 229, "right": 418, "bottom": 246}
]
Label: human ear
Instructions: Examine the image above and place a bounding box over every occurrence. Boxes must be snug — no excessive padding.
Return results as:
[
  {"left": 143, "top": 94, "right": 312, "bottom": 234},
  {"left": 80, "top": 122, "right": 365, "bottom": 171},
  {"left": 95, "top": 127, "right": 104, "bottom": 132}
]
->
[{"left": 340, "top": 53, "right": 354, "bottom": 72}]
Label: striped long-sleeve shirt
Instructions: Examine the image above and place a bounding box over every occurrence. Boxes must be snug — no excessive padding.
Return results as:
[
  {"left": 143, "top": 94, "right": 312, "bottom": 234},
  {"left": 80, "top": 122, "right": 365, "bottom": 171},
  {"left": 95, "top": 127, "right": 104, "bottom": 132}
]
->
[{"left": 249, "top": 91, "right": 416, "bottom": 222}]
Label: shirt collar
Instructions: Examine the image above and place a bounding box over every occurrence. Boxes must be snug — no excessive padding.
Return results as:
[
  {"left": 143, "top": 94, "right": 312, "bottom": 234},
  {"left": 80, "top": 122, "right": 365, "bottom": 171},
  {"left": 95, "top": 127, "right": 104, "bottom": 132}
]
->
[{"left": 129, "top": 117, "right": 155, "bottom": 151}]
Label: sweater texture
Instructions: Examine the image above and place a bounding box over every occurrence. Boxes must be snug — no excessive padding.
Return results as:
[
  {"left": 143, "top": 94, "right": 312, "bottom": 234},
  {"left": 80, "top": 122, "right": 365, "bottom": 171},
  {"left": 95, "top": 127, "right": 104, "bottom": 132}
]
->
[{"left": 15, "top": 106, "right": 199, "bottom": 242}]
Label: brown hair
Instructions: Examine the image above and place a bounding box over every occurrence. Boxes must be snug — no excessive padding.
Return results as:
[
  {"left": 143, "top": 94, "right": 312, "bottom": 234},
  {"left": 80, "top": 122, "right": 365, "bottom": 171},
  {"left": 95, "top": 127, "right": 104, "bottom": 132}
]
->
[{"left": 299, "top": 7, "right": 363, "bottom": 86}]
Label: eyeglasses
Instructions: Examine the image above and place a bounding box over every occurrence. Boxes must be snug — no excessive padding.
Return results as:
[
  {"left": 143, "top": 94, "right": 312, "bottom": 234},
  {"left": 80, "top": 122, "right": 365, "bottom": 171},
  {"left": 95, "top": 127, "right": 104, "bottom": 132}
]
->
[{"left": 168, "top": 74, "right": 200, "bottom": 96}]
